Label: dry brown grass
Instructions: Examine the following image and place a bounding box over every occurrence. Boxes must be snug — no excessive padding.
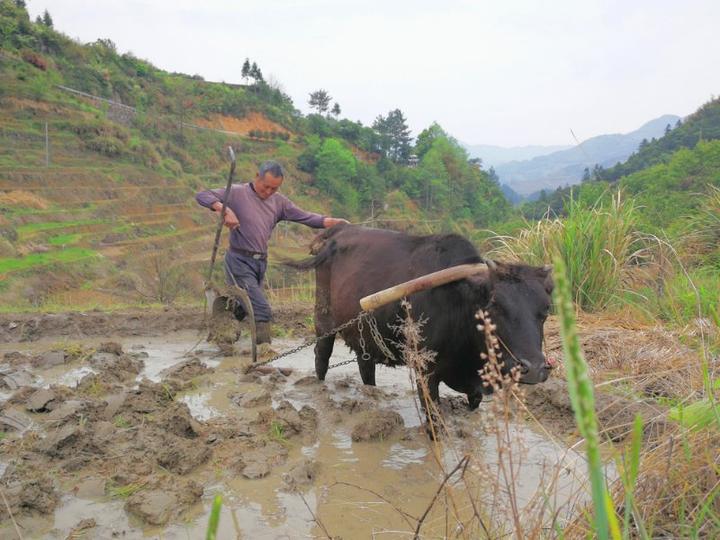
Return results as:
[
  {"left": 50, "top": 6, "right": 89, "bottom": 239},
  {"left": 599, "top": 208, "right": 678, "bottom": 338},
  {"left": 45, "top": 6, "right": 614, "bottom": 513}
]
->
[
  {"left": 543, "top": 312, "right": 704, "bottom": 401},
  {"left": 0, "top": 190, "right": 50, "bottom": 210}
]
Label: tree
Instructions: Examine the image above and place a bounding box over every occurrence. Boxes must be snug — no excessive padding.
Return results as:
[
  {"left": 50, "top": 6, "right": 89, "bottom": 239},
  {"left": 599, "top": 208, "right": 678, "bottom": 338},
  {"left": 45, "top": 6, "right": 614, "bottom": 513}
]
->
[
  {"left": 331, "top": 102, "right": 341, "bottom": 118},
  {"left": 249, "top": 62, "right": 263, "bottom": 83},
  {"left": 582, "top": 167, "right": 591, "bottom": 182},
  {"left": 314, "top": 138, "right": 359, "bottom": 214},
  {"left": 487, "top": 166, "right": 500, "bottom": 185},
  {"left": 373, "top": 109, "right": 412, "bottom": 163},
  {"left": 308, "top": 89, "right": 331, "bottom": 115},
  {"left": 241, "top": 58, "right": 251, "bottom": 84},
  {"left": 42, "top": 9, "right": 53, "bottom": 27},
  {"left": 15, "top": 0, "right": 26, "bottom": 8},
  {"left": 414, "top": 122, "right": 448, "bottom": 159},
  {"left": 592, "top": 163, "right": 604, "bottom": 180},
  {"left": 664, "top": 123, "right": 672, "bottom": 136}
]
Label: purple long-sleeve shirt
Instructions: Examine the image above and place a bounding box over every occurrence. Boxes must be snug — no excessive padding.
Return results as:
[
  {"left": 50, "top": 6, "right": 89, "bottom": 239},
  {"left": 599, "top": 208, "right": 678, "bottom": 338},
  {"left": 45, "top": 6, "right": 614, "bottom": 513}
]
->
[{"left": 195, "top": 182, "right": 326, "bottom": 253}]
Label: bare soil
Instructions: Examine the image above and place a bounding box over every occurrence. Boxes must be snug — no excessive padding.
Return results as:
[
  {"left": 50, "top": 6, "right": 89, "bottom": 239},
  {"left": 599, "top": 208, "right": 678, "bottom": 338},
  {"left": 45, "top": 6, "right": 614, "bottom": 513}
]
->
[{"left": 0, "top": 307, "right": 689, "bottom": 537}]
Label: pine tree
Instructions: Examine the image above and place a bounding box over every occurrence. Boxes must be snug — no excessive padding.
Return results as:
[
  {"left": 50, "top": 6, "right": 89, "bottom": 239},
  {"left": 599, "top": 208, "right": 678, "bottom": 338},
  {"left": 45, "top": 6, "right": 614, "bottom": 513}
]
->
[
  {"left": 582, "top": 167, "right": 591, "bottom": 182},
  {"left": 241, "top": 59, "right": 251, "bottom": 84},
  {"left": 15, "top": 0, "right": 27, "bottom": 8},
  {"left": 373, "top": 109, "right": 412, "bottom": 163},
  {"left": 308, "top": 90, "right": 331, "bottom": 114},
  {"left": 250, "top": 62, "right": 263, "bottom": 83},
  {"left": 42, "top": 9, "right": 53, "bottom": 27},
  {"left": 331, "top": 102, "right": 341, "bottom": 117}
]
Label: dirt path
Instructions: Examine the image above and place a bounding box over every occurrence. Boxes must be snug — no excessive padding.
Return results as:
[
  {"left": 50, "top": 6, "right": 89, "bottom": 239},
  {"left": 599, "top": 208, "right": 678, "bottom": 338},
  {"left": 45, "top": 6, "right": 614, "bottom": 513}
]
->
[{"left": 0, "top": 303, "right": 312, "bottom": 344}]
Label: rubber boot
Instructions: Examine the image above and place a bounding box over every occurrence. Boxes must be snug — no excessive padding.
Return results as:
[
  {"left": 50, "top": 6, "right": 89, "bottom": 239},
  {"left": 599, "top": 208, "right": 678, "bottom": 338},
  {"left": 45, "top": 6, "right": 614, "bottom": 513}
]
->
[{"left": 256, "top": 322, "right": 272, "bottom": 344}]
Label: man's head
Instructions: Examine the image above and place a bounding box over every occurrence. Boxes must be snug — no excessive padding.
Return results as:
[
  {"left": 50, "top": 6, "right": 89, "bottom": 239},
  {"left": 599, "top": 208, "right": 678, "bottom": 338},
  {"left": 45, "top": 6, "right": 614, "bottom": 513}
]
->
[{"left": 254, "top": 160, "right": 284, "bottom": 200}]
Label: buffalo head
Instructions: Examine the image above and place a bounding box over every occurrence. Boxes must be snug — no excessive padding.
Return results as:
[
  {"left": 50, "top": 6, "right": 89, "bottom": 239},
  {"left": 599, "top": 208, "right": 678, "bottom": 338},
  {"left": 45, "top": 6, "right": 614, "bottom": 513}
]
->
[{"left": 470, "top": 260, "right": 554, "bottom": 384}]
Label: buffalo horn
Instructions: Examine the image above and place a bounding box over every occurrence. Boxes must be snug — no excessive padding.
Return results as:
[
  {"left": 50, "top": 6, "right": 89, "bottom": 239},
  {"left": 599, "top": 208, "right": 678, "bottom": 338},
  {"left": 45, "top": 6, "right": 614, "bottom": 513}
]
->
[{"left": 359, "top": 263, "right": 488, "bottom": 311}]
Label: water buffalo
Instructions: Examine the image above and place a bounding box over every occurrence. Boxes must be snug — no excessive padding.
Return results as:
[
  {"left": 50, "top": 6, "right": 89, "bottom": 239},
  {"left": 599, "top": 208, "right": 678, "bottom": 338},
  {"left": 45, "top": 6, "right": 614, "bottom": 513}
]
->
[{"left": 290, "top": 224, "right": 554, "bottom": 410}]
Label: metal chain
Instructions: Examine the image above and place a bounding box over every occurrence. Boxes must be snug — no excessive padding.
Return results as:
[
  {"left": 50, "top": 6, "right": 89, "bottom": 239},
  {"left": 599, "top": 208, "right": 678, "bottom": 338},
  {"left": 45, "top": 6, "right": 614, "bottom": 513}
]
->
[
  {"left": 367, "top": 315, "right": 397, "bottom": 362},
  {"left": 357, "top": 315, "right": 372, "bottom": 362},
  {"left": 252, "top": 310, "right": 371, "bottom": 368}
]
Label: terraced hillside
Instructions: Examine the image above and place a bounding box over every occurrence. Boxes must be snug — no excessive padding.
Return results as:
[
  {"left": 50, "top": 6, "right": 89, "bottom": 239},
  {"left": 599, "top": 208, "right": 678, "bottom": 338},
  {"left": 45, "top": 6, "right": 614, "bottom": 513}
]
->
[{"left": 0, "top": 83, "right": 323, "bottom": 310}]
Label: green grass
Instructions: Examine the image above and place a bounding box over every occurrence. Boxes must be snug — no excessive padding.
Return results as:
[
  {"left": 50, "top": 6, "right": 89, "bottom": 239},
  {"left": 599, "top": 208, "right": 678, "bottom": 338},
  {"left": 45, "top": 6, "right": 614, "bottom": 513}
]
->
[
  {"left": 269, "top": 420, "right": 288, "bottom": 444},
  {"left": 113, "top": 415, "right": 131, "bottom": 428},
  {"left": 206, "top": 495, "right": 223, "bottom": 540},
  {"left": 107, "top": 481, "right": 145, "bottom": 499},
  {"left": 48, "top": 233, "right": 82, "bottom": 245},
  {"left": 0, "top": 247, "right": 100, "bottom": 274},
  {"left": 639, "top": 266, "right": 720, "bottom": 326},
  {"left": 17, "top": 219, "right": 104, "bottom": 236},
  {"left": 492, "top": 191, "right": 640, "bottom": 311}
]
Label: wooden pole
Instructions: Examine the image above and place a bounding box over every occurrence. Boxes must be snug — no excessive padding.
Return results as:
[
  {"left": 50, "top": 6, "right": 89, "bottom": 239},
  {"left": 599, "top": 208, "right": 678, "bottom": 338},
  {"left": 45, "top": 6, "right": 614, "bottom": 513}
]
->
[
  {"left": 45, "top": 122, "right": 49, "bottom": 167},
  {"left": 359, "top": 263, "right": 488, "bottom": 311}
]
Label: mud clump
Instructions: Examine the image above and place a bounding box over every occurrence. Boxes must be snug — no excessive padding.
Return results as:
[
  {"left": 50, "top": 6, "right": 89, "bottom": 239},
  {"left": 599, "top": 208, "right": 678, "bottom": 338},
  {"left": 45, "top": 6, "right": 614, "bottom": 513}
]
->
[
  {"left": 230, "top": 384, "right": 271, "bottom": 408},
  {"left": 155, "top": 434, "right": 211, "bottom": 474},
  {"left": 98, "top": 341, "right": 123, "bottom": 355},
  {"left": 89, "top": 352, "right": 144, "bottom": 381},
  {"left": 524, "top": 378, "right": 667, "bottom": 442},
  {"left": 282, "top": 458, "right": 319, "bottom": 492},
  {"left": 156, "top": 400, "right": 203, "bottom": 438},
  {"left": 258, "top": 400, "right": 317, "bottom": 439},
  {"left": 161, "top": 358, "right": 214, "bottom": 392},
  {"left": 0, "top": 474, "right": 58, "bottom": 520},
  {"left": 26, "top": 387, "right": 59, "bottom": 412},
  {"left": 207, "top": 304, "right": 241, "bottom": 351},
  {"left": 2, "top": 350, "right": 31, "bottom": 366},
  {"left": 351, "top": 409, "right": 405, "bottom": 442},
  {"left": 30, "top": 350, "right": 66, "bottom": 368},
  {"left": 237, "top": 440, "right": 289, "bottom": 480},
  {"left": 125, "top": 477, "right": 203, "bottom": 526}
]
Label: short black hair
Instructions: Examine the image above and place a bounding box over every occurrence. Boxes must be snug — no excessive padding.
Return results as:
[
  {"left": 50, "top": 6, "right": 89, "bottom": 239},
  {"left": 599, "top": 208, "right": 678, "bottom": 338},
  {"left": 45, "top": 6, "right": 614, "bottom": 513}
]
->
[{"left": 258, "top": 160, "right": 284, "bottom": 179}]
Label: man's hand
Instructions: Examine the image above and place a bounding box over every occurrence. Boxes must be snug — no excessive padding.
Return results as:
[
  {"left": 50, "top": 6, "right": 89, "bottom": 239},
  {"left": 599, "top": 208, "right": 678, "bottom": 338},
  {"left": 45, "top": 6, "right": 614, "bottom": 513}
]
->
[
  {"left": 212, "top": 202, "right": 239, "bottom": 229},
  {"left": 323, "top": 217, "right": 350, "bottom": 228}
]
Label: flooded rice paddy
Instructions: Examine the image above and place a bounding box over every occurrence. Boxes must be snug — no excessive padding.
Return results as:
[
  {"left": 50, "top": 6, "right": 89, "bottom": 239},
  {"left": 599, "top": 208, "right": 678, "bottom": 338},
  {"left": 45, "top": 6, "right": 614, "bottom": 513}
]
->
[{"left": 1, "top": 330, "right": 595, "bottom": 539}]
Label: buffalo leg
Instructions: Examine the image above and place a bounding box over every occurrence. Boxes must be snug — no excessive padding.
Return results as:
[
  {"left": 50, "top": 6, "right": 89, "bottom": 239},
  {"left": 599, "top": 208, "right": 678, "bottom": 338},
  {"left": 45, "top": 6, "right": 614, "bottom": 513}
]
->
[
  {"left": 357, "top": 355, "right": 376, "bottom": 386},
  {"left": 467, "top": 391, "right": 483, "bottom": 410},
  {"left": 314, "top": 265, "right": 334, "bottom": 381},
  {"left": 314, "top": 335, "right": 335, "bottom": 381},
  {"left": 418, "top": 372, "right": 442, "bottom": 438}
]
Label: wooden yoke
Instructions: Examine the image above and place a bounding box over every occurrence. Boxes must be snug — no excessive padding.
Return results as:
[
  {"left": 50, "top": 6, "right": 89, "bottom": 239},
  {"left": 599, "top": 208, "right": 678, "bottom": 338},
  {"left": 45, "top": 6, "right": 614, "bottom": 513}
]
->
[{"left": 359, "top": 263, "right": 488, "bottom": 311}]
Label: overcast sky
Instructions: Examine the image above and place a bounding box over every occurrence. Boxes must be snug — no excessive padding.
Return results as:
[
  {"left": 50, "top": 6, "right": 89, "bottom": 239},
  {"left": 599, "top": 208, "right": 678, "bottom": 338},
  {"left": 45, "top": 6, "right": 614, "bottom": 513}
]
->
[{"left": 27, "top": 0, "right": 720, "bottom": 146}]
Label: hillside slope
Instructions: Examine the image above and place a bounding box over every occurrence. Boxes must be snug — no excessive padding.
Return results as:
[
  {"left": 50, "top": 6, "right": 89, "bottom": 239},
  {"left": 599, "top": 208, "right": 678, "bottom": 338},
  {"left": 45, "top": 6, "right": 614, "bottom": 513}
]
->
[
  {"left": 496, "top": 114, "right": 679, "bottom": 195},
  {"left": 0, "top": 1, "right": 510, "bottom": 310}
]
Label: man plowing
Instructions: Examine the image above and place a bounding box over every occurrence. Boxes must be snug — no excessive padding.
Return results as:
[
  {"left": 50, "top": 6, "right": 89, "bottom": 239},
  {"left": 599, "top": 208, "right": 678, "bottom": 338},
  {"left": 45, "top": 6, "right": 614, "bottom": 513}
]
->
[{"left": 196, "top": 160, "right": 347, "bottom": 345}]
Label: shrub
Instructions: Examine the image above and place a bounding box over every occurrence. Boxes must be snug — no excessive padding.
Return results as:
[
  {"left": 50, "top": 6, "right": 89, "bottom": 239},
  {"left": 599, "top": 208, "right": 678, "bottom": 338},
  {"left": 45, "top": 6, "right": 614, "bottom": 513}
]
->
[
  {"left": 84, "top": 135, "right": 127, "bottom": 157},
  {"left": 20, "top": 48, "right": 48, "bottom": 70},
  {"left": 490, "top": 192, "right": 641, "bottom": 311}
]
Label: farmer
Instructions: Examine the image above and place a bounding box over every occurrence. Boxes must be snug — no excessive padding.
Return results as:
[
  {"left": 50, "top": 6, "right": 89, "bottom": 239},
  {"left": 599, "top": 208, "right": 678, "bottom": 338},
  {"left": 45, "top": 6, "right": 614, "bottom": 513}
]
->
[{"left": 196, "top": 160, "right": 348, "bottom": 344}]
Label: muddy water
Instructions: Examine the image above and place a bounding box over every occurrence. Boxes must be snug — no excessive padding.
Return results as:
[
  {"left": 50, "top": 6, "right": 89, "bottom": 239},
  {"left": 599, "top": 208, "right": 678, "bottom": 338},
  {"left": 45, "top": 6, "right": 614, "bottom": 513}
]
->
[{"left": 1, "top": 333, "right": 593, "bottom": 539}]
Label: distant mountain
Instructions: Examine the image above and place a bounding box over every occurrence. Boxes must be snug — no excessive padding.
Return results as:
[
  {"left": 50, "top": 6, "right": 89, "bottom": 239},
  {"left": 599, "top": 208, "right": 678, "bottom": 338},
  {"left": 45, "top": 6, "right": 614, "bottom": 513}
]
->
[
  {"left": 495, "top": 114, "right": 681, "bottom": 195},
  {"left": 463, "top": 143, "right": 571, "bottom": 168},
  {"left": 603, "top": 98, "right": 720, "bottom": 181},
  {"left": 500, "top": 183, "right": 523, "bottom": 205}
]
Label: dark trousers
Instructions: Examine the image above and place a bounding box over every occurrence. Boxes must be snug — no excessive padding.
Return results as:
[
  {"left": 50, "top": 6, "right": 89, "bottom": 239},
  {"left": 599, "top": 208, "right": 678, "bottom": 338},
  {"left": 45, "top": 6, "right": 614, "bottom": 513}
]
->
[{"left": 223, "top": 252, "right": 272, "bottom": 323}]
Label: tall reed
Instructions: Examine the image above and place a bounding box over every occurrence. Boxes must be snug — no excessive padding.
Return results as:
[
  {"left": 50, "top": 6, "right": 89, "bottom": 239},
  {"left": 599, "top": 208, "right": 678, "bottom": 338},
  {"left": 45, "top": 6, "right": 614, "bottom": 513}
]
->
[{"left": 491, "top": 191, "right": 639, "bottom": 311}]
